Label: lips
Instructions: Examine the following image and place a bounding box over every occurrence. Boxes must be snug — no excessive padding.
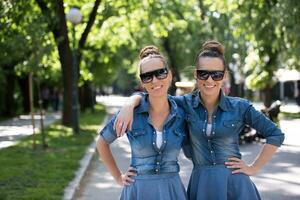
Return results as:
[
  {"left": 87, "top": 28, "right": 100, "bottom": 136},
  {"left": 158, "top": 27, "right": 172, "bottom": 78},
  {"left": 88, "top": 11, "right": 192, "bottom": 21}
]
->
[
  {"left": 203, "top": 84, "right": 216, "bottom": 89},
  {"left": 151, "top": 85, "right": 163, "bottom": 90}
]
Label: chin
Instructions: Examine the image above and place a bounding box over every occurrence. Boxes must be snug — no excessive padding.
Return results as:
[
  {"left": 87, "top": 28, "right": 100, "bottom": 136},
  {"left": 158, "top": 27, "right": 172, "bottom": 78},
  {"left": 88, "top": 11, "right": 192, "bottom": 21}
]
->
[
  {"left": 148, "top": 90, "right": 167, "bottom": 97},
  {"left": 200, "top": 87, "right": 219, "bottom": 96}
]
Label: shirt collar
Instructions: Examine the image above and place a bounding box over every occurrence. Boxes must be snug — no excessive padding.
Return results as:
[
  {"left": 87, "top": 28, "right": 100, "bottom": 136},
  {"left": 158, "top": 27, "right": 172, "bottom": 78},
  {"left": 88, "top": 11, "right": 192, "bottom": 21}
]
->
[
  {"left": 135, "top": 94, "right": 180, "bottom": 117},
  {"left": 192, "top": 90, "right": 229, "bottom": 111}
]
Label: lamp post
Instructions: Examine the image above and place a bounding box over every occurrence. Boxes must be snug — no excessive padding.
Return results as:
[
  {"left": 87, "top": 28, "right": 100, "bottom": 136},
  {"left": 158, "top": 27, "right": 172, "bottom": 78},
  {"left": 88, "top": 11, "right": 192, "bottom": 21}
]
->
[{"left": 66, "top": 7, "right": 82, "bottom": 134}]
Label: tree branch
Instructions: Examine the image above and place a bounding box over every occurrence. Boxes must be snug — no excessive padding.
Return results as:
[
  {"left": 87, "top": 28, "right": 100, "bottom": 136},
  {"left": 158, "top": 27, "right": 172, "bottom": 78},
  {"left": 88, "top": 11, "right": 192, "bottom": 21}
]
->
[{"left": 78, "top": 0, "right": 101, "bottom": 50}]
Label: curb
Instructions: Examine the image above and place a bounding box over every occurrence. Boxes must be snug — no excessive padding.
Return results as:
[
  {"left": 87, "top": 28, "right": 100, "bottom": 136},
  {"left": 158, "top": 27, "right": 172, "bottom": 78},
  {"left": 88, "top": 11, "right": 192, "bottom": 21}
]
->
[{"left": 63, "top": 115, "right": 109, "bottom": 200}]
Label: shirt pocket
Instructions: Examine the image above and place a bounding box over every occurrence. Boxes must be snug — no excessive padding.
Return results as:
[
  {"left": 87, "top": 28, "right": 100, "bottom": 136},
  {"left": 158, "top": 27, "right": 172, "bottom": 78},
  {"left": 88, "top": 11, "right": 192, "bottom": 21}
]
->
[
  {"left": 127, "top": 129, "right": 146, "bottom": 150},
  {"left": 129, "top": 129, "right": 145, "bottom": 137},
  {"left": 168, "top": 129, "right": 185, "bottom": 149},
  {"left": 174, "top": 129, "right": 186, "bottom": 137},
  {"left": 222, "top": 120, "right": 243, "bottom": 135}
]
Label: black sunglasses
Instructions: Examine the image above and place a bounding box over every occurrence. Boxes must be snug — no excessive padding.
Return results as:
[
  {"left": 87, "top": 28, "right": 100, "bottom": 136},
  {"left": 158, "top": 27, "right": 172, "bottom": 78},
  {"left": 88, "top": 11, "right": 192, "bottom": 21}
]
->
[
  {"left": 139, "top": 68, "right": 168, "bottom": 83},
  {"left": 196, "top": 70, "right": 225, "bottom": 81}
]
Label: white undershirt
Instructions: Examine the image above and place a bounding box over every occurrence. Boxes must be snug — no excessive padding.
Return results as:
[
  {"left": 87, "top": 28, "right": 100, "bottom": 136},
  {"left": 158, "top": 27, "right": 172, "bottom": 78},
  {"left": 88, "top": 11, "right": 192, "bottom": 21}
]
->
[
  {"left": 156, "top": 131, "right": 163, "bottom": 149},
  {"left": 206, "top": 123, "right": 212, "bottom": 136}
]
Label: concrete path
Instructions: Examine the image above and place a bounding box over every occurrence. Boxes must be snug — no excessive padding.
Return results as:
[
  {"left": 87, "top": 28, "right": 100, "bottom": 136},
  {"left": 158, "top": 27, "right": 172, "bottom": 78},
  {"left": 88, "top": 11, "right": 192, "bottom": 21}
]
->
[
  {"left": 0, "top": 112, "right": 61, "bottom": 149},
  {"left": 75, "top": 96, "right": 300, "bottom": 200}
]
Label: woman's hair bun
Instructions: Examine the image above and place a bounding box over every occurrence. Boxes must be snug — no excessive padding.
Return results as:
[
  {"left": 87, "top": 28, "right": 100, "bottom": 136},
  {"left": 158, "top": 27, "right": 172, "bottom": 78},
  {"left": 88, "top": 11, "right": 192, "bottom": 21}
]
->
[
  {"left": 202, "top": 41, "right": 224, "bottom": 56},
  {"left": 139, "top": 45, "right": 160, "bottom": 59}
]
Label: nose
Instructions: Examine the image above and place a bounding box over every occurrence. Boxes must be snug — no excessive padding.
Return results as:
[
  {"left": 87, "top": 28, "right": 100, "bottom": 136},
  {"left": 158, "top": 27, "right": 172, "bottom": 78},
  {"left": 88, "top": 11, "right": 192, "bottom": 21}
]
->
[
  {"left": 206, "top": 75, "right": 214, "bottom": 82},
  {"left": 152, "top": 75, "right": 159, "bottom": 83}
]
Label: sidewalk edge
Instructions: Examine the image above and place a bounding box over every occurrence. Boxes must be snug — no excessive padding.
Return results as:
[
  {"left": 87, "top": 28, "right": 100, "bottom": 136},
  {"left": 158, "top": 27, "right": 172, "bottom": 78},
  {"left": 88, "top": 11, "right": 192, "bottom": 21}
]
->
[{"left": 63, "top": 115, "right": 108, "bottom": 200}]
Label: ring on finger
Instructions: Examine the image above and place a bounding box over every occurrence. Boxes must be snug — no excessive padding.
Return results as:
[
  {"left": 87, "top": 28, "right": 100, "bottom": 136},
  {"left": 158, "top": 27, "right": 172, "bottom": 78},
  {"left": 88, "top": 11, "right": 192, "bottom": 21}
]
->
[{"left": 119, "top": 123, "right": 123, "bottom": 127}]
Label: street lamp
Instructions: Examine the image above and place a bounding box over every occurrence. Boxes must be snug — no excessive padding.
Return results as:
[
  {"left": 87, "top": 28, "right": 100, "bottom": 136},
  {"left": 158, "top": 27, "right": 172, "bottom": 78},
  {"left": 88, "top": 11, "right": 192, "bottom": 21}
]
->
[{"left": 66, "top": 7, "right": 82, "bottom": 134}]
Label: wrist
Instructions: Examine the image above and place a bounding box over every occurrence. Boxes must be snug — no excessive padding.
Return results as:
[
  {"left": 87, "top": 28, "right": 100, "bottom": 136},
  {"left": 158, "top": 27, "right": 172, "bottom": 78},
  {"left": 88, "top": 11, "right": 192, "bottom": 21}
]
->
[
  {"left": 114, "top": 174, "right": 123, "bottom": 185},
  {"left": 250, "top": 163, "right": 260, "bottom": 173}
]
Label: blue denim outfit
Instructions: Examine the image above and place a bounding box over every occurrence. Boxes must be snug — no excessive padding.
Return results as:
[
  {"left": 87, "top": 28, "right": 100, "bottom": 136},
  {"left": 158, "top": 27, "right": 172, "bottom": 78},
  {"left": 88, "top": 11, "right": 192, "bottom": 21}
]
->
[
  {"left": 174, "top": 90, "right": 285, "bottom": 200},
  {"left": 100, "top": 94, "right": 187, "bottom": 200}
]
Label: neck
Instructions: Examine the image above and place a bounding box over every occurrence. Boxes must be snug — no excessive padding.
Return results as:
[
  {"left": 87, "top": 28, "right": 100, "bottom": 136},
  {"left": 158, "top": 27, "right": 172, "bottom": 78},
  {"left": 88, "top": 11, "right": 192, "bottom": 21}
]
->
[
  {"left": 200, "top": 92, "right": 219, "bottom": 111},
  {"left": 148, "top": 95, "right": 169, "bottom": 113}
]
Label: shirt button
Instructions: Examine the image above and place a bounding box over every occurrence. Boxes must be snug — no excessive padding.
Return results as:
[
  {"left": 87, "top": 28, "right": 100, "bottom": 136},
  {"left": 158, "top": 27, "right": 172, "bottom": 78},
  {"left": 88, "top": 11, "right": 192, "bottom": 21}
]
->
[
  {"left": 213, "top": 116, "right": 216, "bottom": 118},
  {"left": 213, "top": 162, "right": 216, "bottom": 165},
  {"left": 155, "top": 169, "right": 159, "bottom": 172},
  {"left": 158, "top": 152, "right": 161, "bottom": 154},
  {"left": 202, "top": 129, "right": 205, "bottom": 132},
  {"left": 157, "top": 162, "right": 160, "bottom": 164},
  {"left": 153, "top": 142, "right": 155, "bottom": 145},
  {"left": 212, "top": 132, "right": 215, "bottom": 134},
  {"left": 210, "top": 150, "right": 213, "bottom": 153},
  {"left": 163, "top": 141, "right": 166, "bottom": 143},
  {"left": 232, "top": 124, "right": 234, "bottom": 127},
  {"left": 208, "top": 139, "right": 210, "bottom": 142}
]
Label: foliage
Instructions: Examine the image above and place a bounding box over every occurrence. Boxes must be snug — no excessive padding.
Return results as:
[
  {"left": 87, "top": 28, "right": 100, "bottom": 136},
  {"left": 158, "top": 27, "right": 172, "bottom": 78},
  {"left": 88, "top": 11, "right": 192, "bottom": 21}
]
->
[
  {"left": 1, "top": 0, "right": 300, "bottom": 112},
  {"left": 0, "top": 104, "right": 105, "bottom": 200}
]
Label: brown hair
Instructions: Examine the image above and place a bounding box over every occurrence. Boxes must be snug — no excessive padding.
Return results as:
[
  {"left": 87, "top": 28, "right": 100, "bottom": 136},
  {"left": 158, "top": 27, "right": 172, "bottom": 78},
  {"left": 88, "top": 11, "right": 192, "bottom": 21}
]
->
[
  {"left": 139, "top": 45, "right": 168, "bottom": 72},
  {"left": 196, "top": 40, "right": 226, "bottom": 70}
]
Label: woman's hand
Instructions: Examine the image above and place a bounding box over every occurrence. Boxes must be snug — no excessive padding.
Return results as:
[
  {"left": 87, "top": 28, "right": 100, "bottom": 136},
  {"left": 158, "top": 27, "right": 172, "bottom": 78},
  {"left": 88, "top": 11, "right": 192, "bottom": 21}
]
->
[
  {"left": 115, "top": 167, "right": 137, "bottom": 186},
  {"left": 113, "top": 94, "right": 142, "bottom": 137},
  {"left": 113, "top": 104, "right": 134, "bottom": 137},
  {"left": 225, "top": 157, "right": 259, "bottom": 176}
]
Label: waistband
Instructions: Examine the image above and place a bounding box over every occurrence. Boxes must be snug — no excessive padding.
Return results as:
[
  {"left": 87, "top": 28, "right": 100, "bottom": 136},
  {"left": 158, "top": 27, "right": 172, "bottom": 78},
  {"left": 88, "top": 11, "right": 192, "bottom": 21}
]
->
[
  {"left": 132, "top": 163, "right": 180, "bottom": 175},
  {"left": 134, "top": 172, "right": 179, "bottom": 180},
  {"left": 193, "top": 164, "right": 227, "bottom": 169}
]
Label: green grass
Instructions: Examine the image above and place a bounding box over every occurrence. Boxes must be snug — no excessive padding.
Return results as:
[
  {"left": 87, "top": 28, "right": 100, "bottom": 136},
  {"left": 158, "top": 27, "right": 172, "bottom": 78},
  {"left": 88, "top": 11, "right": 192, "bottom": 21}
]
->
[
  {"left": 279, "top": 112, "right": 300, "bottom": 120},
  {"left": 0, "top": 104, "right": 106, "bottom": 200}
]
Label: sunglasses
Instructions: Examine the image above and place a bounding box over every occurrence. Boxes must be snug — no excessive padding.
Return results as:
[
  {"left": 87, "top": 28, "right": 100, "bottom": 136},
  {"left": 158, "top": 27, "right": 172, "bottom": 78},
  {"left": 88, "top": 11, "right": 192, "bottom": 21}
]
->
[
  {"left": 140, "top": 68, "right": 168, "bottom": 83},
  {"left": 196, "top": 70, "right": 225, "bottom": 81}
]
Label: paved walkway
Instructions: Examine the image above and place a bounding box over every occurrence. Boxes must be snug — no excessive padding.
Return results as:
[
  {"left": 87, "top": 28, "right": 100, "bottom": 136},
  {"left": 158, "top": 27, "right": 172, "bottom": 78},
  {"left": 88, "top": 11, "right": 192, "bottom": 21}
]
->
[
  {"left": 75, "top": 96, "right": 300, "bottom": 200},
  {"left": 0, "top": 112, "right": 61, "bottom": 149}
]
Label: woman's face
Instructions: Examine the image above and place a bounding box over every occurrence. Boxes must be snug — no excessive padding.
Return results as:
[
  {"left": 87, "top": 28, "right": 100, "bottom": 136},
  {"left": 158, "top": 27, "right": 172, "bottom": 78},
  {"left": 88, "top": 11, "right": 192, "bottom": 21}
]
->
[
  {"left": 194, "top": 57, "right": 226, "bottom": 98},
  {"left": 140, "top": 58, "right": 172, "bottom": 97}
]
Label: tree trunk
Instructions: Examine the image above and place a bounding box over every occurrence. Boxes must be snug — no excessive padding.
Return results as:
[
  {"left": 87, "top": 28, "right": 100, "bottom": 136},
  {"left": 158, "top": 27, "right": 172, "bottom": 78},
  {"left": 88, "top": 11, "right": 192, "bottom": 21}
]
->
[
  {"left": 36, "top": 0, "right": 74, "bottom": 126},
  {"left": 3, "top": 69, "right": 16, "bottom": 117},
  {"left": 77, "top": 0, "right": 101, "bottom": 111},
  {"left": 162, "top": 37, "right": 180, "bottom": 95},
  {"left": 262, "top": 85, "right": 272, "bottom": 108},
  {"left": 79, "top": 82, "right": 94, "bottom": 112},
  {"left": 18, "top": 75, "right": 30, "bottom": 113},
  {"left": 54, "top": 1, "right": 73, "bottom": 126}
]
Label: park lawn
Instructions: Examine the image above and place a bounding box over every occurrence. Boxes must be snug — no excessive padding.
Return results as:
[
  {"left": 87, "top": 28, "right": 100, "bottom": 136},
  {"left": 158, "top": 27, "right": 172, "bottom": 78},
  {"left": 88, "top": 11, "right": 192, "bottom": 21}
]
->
[
  {"left": 0, "top": 104, "right": 106, "bottom": 200},
  {"left": 279, "top": 111, "right": 300, "bottom": 119}
]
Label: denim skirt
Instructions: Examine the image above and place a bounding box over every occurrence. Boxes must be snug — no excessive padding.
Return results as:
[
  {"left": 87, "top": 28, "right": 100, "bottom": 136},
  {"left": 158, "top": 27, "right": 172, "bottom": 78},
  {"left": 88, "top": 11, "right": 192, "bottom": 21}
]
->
[
  {"left": 120, "top": 173, "right": 187, "bottom": 200},
  {"left": 187, "top": 165, "right": 261, "bottom": 200}
]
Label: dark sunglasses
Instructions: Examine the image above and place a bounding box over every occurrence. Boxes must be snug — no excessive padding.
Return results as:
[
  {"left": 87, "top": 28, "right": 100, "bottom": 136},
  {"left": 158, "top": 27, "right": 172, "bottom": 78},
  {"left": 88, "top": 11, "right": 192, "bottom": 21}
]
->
[
  {"left": 139, "top": 68, "right": 168, "bottom": 83},
  {"left": 196, "top": 70, "right": 225, "bottom": 81}
]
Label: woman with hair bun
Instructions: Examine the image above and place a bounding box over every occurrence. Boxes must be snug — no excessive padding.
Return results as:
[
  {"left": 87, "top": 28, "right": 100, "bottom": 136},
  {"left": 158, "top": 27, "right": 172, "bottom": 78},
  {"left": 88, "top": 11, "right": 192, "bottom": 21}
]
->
[
  {"left": 114, "top": 41, "right": 285, "bottom": 200},
  {"left": 97, "top": 45, "right": 188, "bottom": 200}
]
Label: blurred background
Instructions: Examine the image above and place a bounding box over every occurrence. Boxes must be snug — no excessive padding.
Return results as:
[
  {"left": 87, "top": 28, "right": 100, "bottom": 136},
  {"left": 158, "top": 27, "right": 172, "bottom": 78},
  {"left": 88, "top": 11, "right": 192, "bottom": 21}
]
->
[
  {"left": 1, "top": 1, "right": 300, "bottom": 199},
  {"left": 1, "top": 0, "right": 300, "bottom": 124}
]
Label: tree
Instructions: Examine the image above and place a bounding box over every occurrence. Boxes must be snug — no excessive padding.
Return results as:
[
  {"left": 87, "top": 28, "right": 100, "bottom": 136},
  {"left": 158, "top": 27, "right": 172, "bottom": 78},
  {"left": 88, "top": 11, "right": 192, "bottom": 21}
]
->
[
  {"left": 36, "top": 0, "right": 100, "bottom": 127},
  {"left": 0, "top": 0, "right": 53, "bottom": 116}
]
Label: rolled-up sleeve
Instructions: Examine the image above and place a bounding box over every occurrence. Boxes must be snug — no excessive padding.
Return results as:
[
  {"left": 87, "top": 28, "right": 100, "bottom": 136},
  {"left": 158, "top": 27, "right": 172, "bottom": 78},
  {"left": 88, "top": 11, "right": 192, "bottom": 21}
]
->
[
  {"left": 98, "top": 115, "right": 118, "bottom": 144},
  {"left": 244, "top": 103, "right": 285, "bottom": 147}
]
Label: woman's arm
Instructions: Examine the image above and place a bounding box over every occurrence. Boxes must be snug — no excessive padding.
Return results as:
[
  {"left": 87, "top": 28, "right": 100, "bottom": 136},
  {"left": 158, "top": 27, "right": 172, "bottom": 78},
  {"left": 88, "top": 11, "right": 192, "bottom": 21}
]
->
[
  {"left": 114, "top": 94, "right": 142, "bottom": 136},
  {"left": 225, "top": 143, "right": 278, "bottom": 175},
  {"left": 97, "top": 137, "right": 135, "bottom": 186},
  {"left": 226, "top": 101, "right": 284, "bottom": 175}
]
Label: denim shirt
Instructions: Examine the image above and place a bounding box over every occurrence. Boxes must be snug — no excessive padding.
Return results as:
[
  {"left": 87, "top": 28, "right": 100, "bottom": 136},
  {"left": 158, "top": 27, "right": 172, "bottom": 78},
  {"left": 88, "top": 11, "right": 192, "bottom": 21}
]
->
[
  {"left": 174, "top": 91, "right": 285, "bottom": 166},
  {"left": 99, "top": 95, "right": 187, "bottom": 175}
]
